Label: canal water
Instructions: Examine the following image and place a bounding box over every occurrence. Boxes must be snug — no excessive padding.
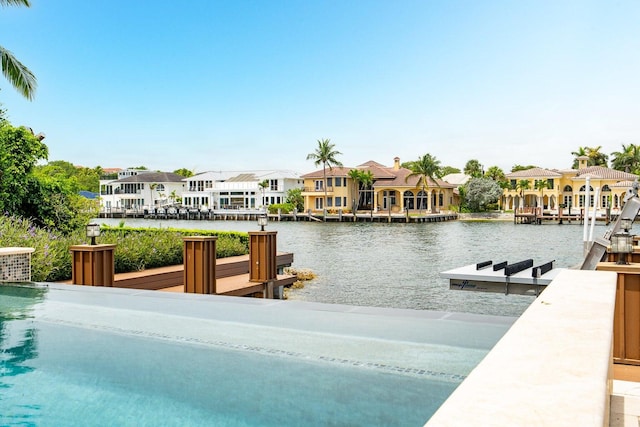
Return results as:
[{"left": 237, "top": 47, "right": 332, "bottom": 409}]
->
[{"left": 95, "top": 218, "right": 595, "bottom": 317}]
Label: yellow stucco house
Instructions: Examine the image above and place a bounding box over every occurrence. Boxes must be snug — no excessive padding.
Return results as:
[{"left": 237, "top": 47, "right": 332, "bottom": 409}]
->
[
  {"left": 301, "top": 157, "right": 457, "bottom": 214},
  {"left": 503, "top": 156, "right": 638, "bottom": 215}
]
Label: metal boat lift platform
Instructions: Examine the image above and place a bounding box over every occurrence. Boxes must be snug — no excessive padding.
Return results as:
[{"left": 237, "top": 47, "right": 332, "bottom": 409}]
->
[{"left": 441, "top": 260, "right": 563, "bottom": 296}]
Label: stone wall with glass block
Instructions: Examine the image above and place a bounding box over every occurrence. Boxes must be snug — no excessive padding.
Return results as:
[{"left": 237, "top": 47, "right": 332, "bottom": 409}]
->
[{"left": 0, "top": 247, "right": 35, "bottom": 282}]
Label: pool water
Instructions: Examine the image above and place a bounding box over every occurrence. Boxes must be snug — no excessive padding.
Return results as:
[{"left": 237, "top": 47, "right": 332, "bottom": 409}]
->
[{"left": 0, "top": 284, "right": 514, "bottom": 426}]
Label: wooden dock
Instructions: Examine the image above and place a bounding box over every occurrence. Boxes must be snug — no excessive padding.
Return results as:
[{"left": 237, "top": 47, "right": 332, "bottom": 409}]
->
[
  {"left": 514, "top": 207, "right": 587, "bottom": 224},
  {"left": 98, "top": 207, "right": 458, "bottom": 223},
  {"left": 62, "top": 252, "right": 296, "bottom": 299}
]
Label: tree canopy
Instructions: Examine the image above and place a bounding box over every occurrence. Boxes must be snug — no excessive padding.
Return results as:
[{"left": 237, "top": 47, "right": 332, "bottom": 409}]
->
[
  {"left": 0, "top": 121, "right": 97, "bottom": 233},
  {"left": 571, "top": 146, "right": 608, "bottom": 168},
  {"left": 464, "top": 159, "right": 483, "bottom": 178},
  {"left": 464, "top": 178, "right": 502, "bottom": 212},
  {"left": 611, "top": 143, "right": 640, "bottom": 174}
]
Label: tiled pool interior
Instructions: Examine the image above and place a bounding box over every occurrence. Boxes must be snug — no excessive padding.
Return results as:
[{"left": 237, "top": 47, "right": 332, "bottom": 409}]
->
[{"left": 0, "top": 283, "right": 514, "bottom": 426}]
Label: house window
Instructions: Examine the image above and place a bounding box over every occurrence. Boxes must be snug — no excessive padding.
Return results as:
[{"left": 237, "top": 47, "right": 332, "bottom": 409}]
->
[
  {"left": 510, "top": 179, "right": 517, "bottom": 190},
  {"left": 343, "top": 197, "right": 347, "bottom": 207},
  {"left": 335, "top": 177, "right": 342, "bottom": 187},
  {"left": 563, "top": 195, "right": 572, "bottom": 207},
  {"left": 315, "top": 198, "right": 323, "bottom": 209},
  {"left": 315, "top": 180, "right": 323, "bottom": 191},
  {"left": 327, "top": 177, "right": 333, "bottom": 188},
  {"left": 156, "top": 184, "right": 165, "bottom": 191},
  {"left": 270, "top": 179, "right": 278, "bottom": 191},
  {"left": 547, "top": 179, "right": 554, "bottom": 189},
  {"left": 335, "top": 197, "right": 342, "bottom": 207},
  {"left": 327, "top": 197, "right": 333, "bottom": 207}
]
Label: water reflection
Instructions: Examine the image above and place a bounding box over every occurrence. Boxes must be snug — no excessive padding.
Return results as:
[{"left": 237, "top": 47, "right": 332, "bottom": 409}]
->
[{"left": 0, "top": 284, "right": 46, "bottom": 422}]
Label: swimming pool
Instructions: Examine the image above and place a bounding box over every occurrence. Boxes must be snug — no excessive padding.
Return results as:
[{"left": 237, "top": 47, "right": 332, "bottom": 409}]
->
[{"left": 0, "top": 283, "right": 514, "bottom": 426}]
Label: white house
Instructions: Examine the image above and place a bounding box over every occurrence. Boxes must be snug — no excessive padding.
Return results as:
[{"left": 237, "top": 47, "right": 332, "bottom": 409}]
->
[
  {"left": 181, "top": 170, "right": 303, "bottom": 210},
  {"left": 99, "top": 169, "right": 186, "bottom": 211}
]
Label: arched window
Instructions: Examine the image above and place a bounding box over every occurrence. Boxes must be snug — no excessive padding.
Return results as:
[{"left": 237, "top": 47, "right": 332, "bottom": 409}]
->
[
  {"left": 416, "top": 191, "right": 427, "bottom": 210},
  {"left": 563, "top": 185, "right": 572, "bottom": 192},
  {"left": 601, "top": 185, "right": 611, "bottom": 192},
  {"left": 579, "top": 185, "right": 594, "bottom": 192},
  {"left": 403, "top": 191, "right": 414, "bottom": 210}
]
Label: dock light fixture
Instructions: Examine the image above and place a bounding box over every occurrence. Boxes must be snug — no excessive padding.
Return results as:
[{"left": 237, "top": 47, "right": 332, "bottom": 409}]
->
[
  {"left": 611, "top": 217, "right": 634, "bottom": 265},
  {"left": 86, "top": 223, "right": 101, "bottom": 245},
  {"left": 257, "top": 213, "right": 268, "bottom": 231}
]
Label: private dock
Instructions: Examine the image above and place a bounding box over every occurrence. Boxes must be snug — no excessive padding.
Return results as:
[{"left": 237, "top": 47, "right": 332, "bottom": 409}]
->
[
  {"left": 514, "top": 207, "right": 595, "bottom": 224},
  {"left": 63, "top": 252, "right": 296, "bottom": 299},
  {"left": 98, "top": 207, "right": 458, "bottom": 223}
]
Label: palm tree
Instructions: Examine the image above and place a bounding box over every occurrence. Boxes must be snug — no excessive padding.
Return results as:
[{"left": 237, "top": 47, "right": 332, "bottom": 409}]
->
[
  {"left": 484, "top": 165, "right": 505, "bottom": 182},
  {"left": 149, "top": 183, "right": 157, "bottom": 208},
  {"left": 515, "top": 179, "right": 530, "bottom": 209},
  {"left": 464, "top": 159, "right": 483, "bottom": 178},
  {"left": 406, "top": 153, "right": 442, "bottom": 214},
  {"left": 306, "top": 138, "right": 343, "bottom": 220},
  {"left": 586, "top": 146, "right": 608, "bottom": 167},
  {"left": 1, "top": 0, "right": 37, "bottom": 100},
  {"left": 611, "top": 143, "right": 640, "bottom": 174},
  {"left": 258, "top": 179, "right": 269, "bottom": 208},
  {"left": 348, "top": 169, "right": 362, "bottom": 213},
  {"left": 571, "top": 146, "right": 608, "bottom": 168},
  {"left": 360, "top": 170, "right": 374, "bottom": 217},
  {"left": 534, "top": 179, "right": 549, "bottom": 209}
]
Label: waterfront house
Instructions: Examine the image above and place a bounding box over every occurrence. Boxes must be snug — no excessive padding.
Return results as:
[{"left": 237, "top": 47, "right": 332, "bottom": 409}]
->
[
  {"left": 99, "top": 169, "right": 186, "bottom": 211},
  {"left": 503, "top": 156, "right": 639, "bottom": 215},
  {"left": 181, "top": 170, "right": 303, "bottom": 210},
  {"left": 301, "top": 157, "right": 457, "bottom": 214}
]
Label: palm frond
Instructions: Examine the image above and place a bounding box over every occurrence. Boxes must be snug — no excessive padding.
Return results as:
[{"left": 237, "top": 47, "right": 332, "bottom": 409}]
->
[
  {"left": 0, "top": 0, "right": 31, "bottom": 7},
  {"left": 0, "top": 46, "right": 36, "bottom": 100}
]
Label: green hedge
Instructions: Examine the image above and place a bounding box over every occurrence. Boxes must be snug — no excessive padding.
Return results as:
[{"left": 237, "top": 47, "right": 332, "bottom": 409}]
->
[{"left": 0, "top": 217, "right": 249, "bottom": 282}]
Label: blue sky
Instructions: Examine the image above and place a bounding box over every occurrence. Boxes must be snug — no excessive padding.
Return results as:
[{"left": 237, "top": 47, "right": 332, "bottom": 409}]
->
[{"left": 1, "top": 0, "right": 639, "bottom": 174}]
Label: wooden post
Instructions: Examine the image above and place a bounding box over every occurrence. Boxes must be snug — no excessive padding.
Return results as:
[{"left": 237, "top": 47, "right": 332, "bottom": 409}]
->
[
  {"left": 596, "top": 262, "right": 640, "bottom": 365},
  {"left": 249, "top": 231, "right": 277, "bottom": 283},
  {"left": 183, "top": 236, "right": 217, "bottom": 294},
  {"left": 70, "top": 244, "right": 116, "bottom": 286}
]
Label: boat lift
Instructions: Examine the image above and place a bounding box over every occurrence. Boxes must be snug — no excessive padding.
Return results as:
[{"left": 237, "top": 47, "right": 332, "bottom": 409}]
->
[
  {"left": 580, "top": 181, "right": 640, "bottom": 270},
  {"left": 441, "top": 259, "right": 561, "bottom": 296},
  {"left": 442, "top": 180, "right": 640, "bottom": 295}
]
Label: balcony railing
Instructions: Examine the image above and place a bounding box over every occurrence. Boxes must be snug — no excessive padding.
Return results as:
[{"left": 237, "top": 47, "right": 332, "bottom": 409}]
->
[{"left": 303, "top": 186, "right": 334, "bottom": 193}]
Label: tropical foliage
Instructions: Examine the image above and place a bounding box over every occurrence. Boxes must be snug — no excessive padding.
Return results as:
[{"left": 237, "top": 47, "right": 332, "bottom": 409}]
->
[
  {"left": 571, "top": 146, "right": 608, "bottom": 168},
  {"left": 464, "top": 159, "right": 483, "bottom": 178},
  {"left": 258, "top": 179, "right": 269, "bottom": 206},
  {"left": 34, "top": 160, "right": 102, "bottom": 192},
  {"left": 406, "top": 153, "right": 442, "bottom": 213},
  {"left": 611, "top": 143, "right": 640, "bottom": 174},
  {"left": 173, "top": 168, "right": 194, "bottom": 177},
  {"left": 0, "top": 122, "right": 99, "bottom": 233},
  {"left": 440, "top": 166, "right": 461, "bottom": 176},
  {"left": 306, "top": 138, "right": 342, "bottom": 217},
  {"left": 511, "top": 164, "right": 538, "bottom": 172},
  {"left": 348, "top": 169, "right": 374, "bottom": 212},
  {"left": 285, "top": 187, "right": 304, "bottom": 211},
  {"left": 1, "top": 0, "right": 36, "bottom": 100}
]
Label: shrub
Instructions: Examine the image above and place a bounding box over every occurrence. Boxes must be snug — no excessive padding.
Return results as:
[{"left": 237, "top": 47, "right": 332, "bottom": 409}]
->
[
  {"left": 0, "top": 219, "right": 250, "bottom": 281},
  {"left": 268, "top": 203, "right": 295, "bottom": 214},
  {"left": 0, "top": 215, "right": 84, "bottom": 281}
]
